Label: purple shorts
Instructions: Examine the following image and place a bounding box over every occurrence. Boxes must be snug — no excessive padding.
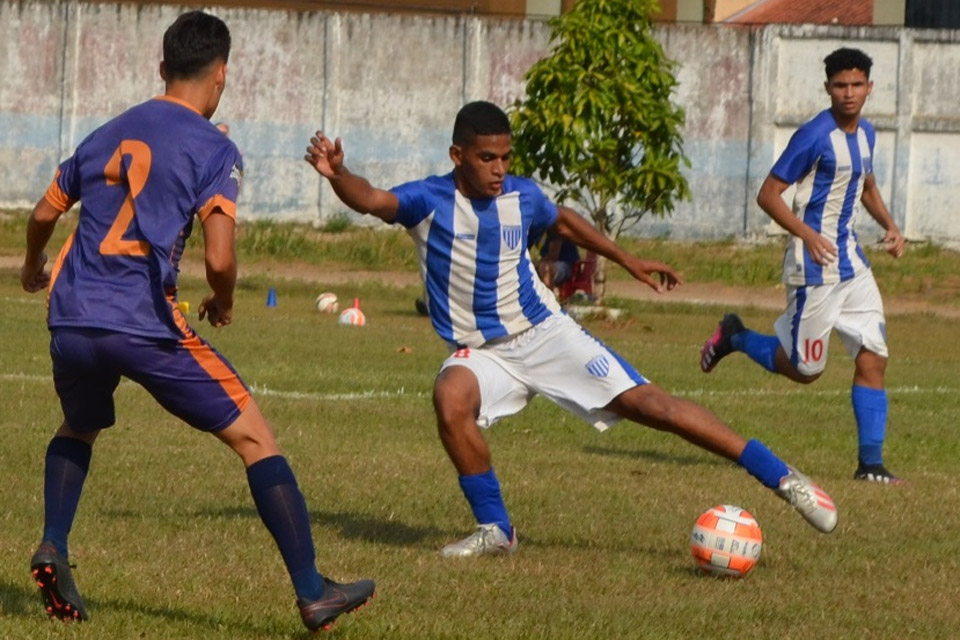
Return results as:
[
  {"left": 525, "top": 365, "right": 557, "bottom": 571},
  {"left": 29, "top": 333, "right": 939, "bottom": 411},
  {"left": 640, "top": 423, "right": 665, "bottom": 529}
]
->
[{"left": 50, "top": 326, "right": 251, "bottom": 433}]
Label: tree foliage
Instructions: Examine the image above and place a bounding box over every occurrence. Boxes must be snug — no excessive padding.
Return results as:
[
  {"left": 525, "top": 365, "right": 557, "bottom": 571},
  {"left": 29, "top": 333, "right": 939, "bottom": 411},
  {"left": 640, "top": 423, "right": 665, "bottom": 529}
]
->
[{"left": 510, "top": 0, "right": 691, "bottom": 241}]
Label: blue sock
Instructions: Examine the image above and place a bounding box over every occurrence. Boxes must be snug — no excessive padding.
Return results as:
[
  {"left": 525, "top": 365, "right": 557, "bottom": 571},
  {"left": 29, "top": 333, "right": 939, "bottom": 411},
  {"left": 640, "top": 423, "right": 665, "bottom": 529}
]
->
[
  {"left": 42, "top": 437, "right": 92, "bottom": 560},
  {"left": 246, "top": 455, "right": 322, "bottom": 601},
  {"left": 458, "top": 469, "right": 512, "bottom": 538},
  {"left": 730, "top": 330, "right": 779, "bottom": 373},
  {"left": 852, "top": 386, "right": 887, "bottom": 465},
  {"left": 738, "top": 439, "right": 789, "bottom": 489}
]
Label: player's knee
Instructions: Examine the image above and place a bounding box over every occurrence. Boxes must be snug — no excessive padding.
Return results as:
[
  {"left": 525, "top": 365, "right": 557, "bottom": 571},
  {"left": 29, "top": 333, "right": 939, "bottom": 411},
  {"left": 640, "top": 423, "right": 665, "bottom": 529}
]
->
[
  {"left": 216, "top": 402, "right": 281, "bottom": 463},
  {"left": 433, "top": 370, "right": 480, "bottom": 431},
  {"left": 609, "top": 384, "right": 679, "bottom": 428},
  {"left": 792, "top": 362, "right": 824, "bottom": 384}
]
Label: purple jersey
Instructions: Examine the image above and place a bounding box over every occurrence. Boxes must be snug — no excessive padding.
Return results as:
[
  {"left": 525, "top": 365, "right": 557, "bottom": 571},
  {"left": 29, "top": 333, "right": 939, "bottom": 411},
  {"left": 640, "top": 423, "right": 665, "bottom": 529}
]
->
[{"left": 45, "top": 96, "right": 242, "bottom": 340}]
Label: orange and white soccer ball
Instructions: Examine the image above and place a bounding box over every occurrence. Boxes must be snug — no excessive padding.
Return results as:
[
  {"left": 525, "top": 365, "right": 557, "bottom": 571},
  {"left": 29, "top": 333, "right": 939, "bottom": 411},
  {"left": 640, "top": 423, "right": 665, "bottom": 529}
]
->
[
  {"left": 315, "top": 292, "right": 339, "bottom": 314},
  {"left": 690, "top": 505, "right": 762, "bottom": 578},
  {"left": 338, "top": 298, "right": 366, "bottom": 326}
]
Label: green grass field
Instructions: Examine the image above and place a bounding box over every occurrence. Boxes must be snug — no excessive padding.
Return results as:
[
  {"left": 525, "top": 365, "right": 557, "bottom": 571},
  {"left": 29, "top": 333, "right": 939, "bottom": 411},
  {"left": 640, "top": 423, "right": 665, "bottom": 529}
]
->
[{"left": 1, "top": 216, "right": 959, "bottom": 638}]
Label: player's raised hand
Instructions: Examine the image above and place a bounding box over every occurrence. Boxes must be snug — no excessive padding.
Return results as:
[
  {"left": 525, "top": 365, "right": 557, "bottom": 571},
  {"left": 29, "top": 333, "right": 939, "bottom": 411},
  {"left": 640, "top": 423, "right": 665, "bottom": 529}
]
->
[
  {"left": 304, "top": 131, "right": 344, "bottom": 178},
  {"left": 623, "top": 257, "right": 683, "bottom": 294},
  {"left": 801, "top": 229, "right": 838, "bottom": 266},
  {"left": 882, "top": 227, "right": 905, "bottom": 258},
  {"left": 198, "top": 293, "right": 233, "bottom": 328},
  {"left": 21, "top": 253, "right": 49, "bottom": 293}
]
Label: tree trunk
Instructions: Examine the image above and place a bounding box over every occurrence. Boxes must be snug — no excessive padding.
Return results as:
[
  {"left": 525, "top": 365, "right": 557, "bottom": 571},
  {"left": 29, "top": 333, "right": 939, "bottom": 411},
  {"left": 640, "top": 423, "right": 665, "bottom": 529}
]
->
[
  {"left": 589, "top": 205, "right": 613, "bottom": 305},
  {"left": 594, "top": 253, "right": 607, "bottom": 305}
]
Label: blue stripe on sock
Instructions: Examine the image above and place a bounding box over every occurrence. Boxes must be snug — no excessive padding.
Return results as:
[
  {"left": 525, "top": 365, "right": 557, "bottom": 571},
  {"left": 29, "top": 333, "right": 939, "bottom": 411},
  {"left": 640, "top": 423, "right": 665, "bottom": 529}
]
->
[
  {"left": 459, "top": 469, "right": 512, "bottom": 538},
  {"left": 852, "top": 385, "right": 887, "bottom": 465},
  {"left": 738, "top": 439, "right": 789, "bottom": 489}
]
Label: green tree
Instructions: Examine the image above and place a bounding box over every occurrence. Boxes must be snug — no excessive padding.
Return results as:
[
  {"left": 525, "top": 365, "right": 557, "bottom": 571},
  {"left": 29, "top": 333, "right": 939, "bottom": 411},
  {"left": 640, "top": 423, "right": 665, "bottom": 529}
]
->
[{"left": 510, "top": 0, "right": 690, "bottom": 302}]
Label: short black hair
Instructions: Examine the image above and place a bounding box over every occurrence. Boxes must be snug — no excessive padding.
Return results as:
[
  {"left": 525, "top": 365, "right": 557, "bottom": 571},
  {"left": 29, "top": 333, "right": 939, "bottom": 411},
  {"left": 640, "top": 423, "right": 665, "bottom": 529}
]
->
[
  {"left": 452, "top": 101, "right": 511, "bottom": 146},
  {"left": 162, "top": 11, "right": 231, "bottom": 81},
  {"left": 824, "top": 47, "right": 872, "bottom": 80}
]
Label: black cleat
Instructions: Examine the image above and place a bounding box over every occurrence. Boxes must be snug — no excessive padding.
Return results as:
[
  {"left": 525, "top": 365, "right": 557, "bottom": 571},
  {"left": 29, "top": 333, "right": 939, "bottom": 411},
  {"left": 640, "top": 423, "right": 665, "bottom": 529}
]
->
[
  {"left": 30, "top": 542, "right": 89, "bottom": 622},
  {"left": 700, "top": 313, "right": 746, "bottom": 373},
  {"left": 298, "top": 577, "right": 375, "bottom": 632},
  {"left": 854, "top": 461, "right": 905, "bottom": 485}
]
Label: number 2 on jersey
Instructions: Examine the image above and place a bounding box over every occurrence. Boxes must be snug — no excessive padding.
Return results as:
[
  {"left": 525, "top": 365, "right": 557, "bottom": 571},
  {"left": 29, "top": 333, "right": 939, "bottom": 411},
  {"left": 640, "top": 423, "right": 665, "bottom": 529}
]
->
[{"left": 100, "top": 140, "right": 151, "bottom": 257}]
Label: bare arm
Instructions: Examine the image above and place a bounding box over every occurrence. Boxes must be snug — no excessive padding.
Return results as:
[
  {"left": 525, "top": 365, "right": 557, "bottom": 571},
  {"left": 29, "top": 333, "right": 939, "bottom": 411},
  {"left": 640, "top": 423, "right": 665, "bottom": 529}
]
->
[
  {"left": 860, "top": 173, "right": 904, "bottom": 258},
  {"left": 756, "top": 173, "right": 837, "bottom": 266},
  {"left": 21, "top": 197, "right": 65, "bottom": 292},
  {"left": 304, "top": 132, "right": 399, "bottom": 222},
  {"left": 198, "top": 211, "right": 237, "bottom": 328},
  {"left": 552, "top": 206, "right": 682, "bottom": 293}
]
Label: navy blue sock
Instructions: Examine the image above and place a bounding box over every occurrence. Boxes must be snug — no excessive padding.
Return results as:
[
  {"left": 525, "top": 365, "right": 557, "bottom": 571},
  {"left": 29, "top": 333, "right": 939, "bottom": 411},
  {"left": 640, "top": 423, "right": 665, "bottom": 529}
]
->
[
  {"left": 738, "top": 439, "right": 789, "bottom": 489},
  {"left": 458, "top": 469, "right": 512, "bottom": 538},
  {"left": 246, "top": 455, "right": 322, "bottom": 601},
  {"left": 852, "top": 386, "right": 887, "bottom": 465},
  {"left": 43, "top": 436, "right": 92, "bottom": 560},
  {"left": 730, "top": 330, "right": 780, "bottom": 373}
]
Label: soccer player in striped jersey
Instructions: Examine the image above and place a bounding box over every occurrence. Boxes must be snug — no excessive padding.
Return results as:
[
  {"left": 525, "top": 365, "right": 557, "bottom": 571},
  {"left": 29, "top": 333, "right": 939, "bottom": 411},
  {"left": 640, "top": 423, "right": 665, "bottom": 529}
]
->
[
  {"left": 700, "top": 48, "right": 905, "bottom": 485},
  {"left": 20, "top": 11, "right": 373, "bottom": 631},
  {"left": 305, "top": 101, "right": 839, "bottom": 557}
]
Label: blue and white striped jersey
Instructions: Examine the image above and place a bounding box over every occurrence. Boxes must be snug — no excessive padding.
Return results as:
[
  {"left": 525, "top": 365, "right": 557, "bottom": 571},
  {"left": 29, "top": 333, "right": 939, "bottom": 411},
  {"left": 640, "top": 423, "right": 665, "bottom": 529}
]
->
[
  {"left": 772, "top": 109, "right": 874, "bottom": 286},
  {"left": 391, "top": 172, "right": 563, "bottom": 347}
]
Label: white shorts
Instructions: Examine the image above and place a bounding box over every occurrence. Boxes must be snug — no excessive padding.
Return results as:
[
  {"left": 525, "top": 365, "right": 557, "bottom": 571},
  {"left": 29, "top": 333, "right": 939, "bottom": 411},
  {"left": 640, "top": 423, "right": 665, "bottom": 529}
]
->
[
  {"left": 773, "top": 269, "right": 888, "bottom": 376},
  {"left": 439, "top": 314, "right": 648, "bottom": 432}
]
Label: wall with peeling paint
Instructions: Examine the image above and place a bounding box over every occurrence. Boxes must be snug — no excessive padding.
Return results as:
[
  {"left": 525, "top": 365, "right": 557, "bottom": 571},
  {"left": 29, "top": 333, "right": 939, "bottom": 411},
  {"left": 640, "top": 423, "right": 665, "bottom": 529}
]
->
[{"left": 2, "top": 2, "right": 958, "bottom": 245}]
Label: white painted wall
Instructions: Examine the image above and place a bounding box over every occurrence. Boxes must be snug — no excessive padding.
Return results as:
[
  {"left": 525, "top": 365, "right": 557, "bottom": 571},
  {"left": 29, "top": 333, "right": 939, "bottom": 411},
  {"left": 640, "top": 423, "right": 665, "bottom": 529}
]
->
[{"left": 2, "top": 2, "right": 959, "bottom": 246}]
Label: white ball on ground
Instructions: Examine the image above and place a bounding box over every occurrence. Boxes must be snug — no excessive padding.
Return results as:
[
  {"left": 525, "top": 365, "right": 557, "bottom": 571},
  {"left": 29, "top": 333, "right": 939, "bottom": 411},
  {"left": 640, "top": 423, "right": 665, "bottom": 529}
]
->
[{"left": 315, "top": 292, "right": 339, "bottom": 313}]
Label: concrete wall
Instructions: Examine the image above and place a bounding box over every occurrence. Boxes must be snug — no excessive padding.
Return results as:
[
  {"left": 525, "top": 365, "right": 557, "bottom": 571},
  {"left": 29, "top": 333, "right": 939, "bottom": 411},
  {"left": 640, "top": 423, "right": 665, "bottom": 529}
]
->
[{"left": 2, "top": 1, "right": 959, "bottom": 246}]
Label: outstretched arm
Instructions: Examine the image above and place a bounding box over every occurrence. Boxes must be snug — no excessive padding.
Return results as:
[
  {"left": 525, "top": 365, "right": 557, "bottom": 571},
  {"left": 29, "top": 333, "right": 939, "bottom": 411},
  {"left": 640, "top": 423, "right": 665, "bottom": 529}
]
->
[
  {"left": 304, "top": 131, "right": 399, "bottom": 223},
  {"left": 552, "top": 206, "right": 682, "bottom": 293},
  {"left": 21, "top": 197, "right": 64, "bottom": 293},
  {"left": 860, "top": 174, "right": 904, "bottom": 258},
  {"left": 757, "top": 173, "right": 837, "bottom": 266}
]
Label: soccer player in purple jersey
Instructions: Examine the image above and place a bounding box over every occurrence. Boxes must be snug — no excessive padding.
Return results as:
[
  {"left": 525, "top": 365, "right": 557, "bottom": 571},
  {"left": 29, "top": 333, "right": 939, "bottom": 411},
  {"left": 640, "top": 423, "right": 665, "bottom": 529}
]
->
[
  {"left": 20, "top": 11, "right": 373, "bottom": 631},
  {"left": 700, "top": 48, "right": 905, "bottom": 485},
  {"left": 305, "top": 100, "right": 839, "bottom": 558}
]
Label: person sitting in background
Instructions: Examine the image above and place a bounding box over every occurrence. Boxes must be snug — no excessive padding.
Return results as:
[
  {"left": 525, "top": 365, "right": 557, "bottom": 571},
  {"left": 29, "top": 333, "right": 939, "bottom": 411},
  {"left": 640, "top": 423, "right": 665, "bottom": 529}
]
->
[{"left": 536, "top": 227, "right": 580, "bottom": 290}]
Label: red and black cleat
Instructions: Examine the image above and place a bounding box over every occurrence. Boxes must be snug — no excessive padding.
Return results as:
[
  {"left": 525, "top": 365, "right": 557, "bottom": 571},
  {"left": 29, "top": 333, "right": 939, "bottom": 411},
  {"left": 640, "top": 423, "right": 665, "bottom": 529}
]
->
[
  {"left": 298, "top": 577, "right": 375, "bottom": 632},
  {"left": 30, "top": 542, "right": 89, "bottom": 622}
]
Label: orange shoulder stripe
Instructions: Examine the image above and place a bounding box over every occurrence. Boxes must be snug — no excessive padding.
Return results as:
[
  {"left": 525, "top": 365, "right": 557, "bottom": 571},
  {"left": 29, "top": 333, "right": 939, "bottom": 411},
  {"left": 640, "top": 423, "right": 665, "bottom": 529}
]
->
[
  {"left": 198, "top": 194, "right": 237, "bottom": 223},
  {"left": 44, "top": 173, "right": 76, "bottom": 212}
]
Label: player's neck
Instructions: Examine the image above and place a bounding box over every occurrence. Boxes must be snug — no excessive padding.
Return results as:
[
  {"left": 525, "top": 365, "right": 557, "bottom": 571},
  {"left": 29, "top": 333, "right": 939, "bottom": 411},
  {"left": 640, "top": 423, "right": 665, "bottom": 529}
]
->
[
  {"left": 164, "top": 81, "right": 216, "bottom": 119},
  {"left": 830, "top": 108, "right": 861, "bottom": 134}
]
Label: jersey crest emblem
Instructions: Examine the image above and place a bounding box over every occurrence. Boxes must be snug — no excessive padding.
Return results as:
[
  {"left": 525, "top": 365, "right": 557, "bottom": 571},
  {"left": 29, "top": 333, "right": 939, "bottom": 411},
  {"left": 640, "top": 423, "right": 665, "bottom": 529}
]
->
[
  {"left": 585, "top": 355, "right": 610, "bottom": 378},
  {"left": 501, "top": 225, "right": 522, "bottom": 251}
]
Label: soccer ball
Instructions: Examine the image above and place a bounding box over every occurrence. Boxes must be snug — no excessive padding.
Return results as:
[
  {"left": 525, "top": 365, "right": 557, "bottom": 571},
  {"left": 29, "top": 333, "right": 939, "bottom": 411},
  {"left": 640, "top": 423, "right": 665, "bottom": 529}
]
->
[
  {"left": 315, "top": 292, "right": 339, "bottom": 313},
  {"left": 690, "top": 505, "right": 762, "bottom": 578},
  {"left": 338, "top": 298, "right": 366, "bottom": 326}
]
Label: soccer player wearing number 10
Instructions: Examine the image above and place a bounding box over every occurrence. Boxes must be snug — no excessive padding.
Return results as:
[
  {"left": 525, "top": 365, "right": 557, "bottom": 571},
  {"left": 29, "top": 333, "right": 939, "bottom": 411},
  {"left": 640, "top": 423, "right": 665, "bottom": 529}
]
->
[
  {"left": 20, "top": 11, "right": 373, "bottom": 632},
  {"left": 700, "top": 48, "right": 905, "bottom": 485}
]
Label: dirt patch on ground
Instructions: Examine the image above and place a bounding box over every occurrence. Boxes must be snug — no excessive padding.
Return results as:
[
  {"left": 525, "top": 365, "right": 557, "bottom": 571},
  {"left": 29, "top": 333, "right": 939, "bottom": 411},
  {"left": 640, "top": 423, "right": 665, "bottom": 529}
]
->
[{"left": 3, "top": 254, "right": 957, "bottom": 319}]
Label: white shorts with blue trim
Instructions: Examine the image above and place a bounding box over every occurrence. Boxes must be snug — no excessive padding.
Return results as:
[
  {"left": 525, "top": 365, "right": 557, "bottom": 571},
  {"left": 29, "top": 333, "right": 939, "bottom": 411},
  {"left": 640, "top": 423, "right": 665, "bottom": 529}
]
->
[
  {"left": 773, "top": 269, "right": 888, "bottom": 376},
  {"left": 439, "top": 314, "right": 648, "bottom": 431}
]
